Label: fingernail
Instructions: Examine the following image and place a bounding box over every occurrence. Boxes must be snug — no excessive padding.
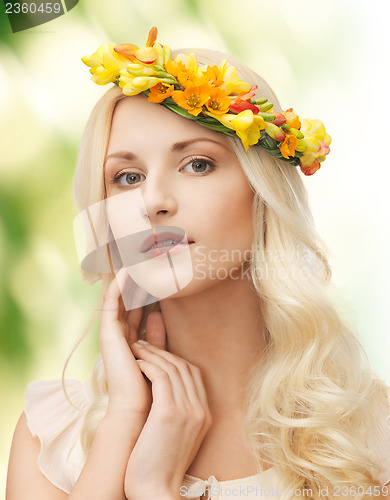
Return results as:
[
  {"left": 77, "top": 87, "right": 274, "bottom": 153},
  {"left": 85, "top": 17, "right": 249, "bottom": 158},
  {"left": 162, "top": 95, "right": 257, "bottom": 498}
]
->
[{"left": 137, "top": 339, "right": 149, "bottom": 345}]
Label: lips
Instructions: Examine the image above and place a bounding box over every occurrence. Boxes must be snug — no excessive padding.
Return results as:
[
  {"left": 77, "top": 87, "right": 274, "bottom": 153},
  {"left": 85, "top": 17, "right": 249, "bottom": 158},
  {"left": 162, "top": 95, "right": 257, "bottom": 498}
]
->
[{"left": 140, "top": 228, "right": 193, "bottom": 253}]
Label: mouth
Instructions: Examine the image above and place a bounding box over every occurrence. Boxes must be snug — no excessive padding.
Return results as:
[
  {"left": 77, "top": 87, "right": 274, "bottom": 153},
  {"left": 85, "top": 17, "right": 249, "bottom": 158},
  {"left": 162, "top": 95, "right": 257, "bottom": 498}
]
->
[{"left": 140, "top": 227, "right": 194, "bottom": 254}]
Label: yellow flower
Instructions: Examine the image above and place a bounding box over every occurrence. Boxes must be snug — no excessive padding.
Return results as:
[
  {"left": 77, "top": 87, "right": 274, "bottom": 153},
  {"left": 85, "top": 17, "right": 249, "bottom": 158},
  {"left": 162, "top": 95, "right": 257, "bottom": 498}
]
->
[
  {"left": 124, "top": 62, "right": 161, "bottom": 78},
  {"left": 264, "top": 122, "right": 286, "bottom": 142},
  {"left": 209, "top": 110, "right": 266, "bottom": 150},
  {"left": 280, "top": 135, "right": 298, "bottom": 159},
  {"left": 148, "top": 83, "right": 174, "bottom": 103},
  {"left": 299, "top": 140, "right": 330, "bottom": 176},
  {"left": 300, "top": 119, "right": 332, "bottom": 147},
  {"left": 81, "top": 42, "right": 130, "bottom": 85},
  {"left": 205, "top": 88, "right": 230, "bottom": 115},
  {"left": 154, "top": 43, "right": 172, "bottom": 68},
  {"left": 216, "top": 110, "right": 265, "bottom": 150},
  {"left": 300, "top": 140, "right": 330, "bottom": 164},
  {"left": 219, "top": 60, "right": 251, "bottom": 95},
  {"left": 206, "top": 111, "right": 235, "bottom": 130},
  {"left": 171, "top": 84, "right": 211, "bottom": 116},
  {"left": 173, "top": 53, "right": 199, "bottom": 73},
  {"left": 231, "top": 114, "right": 261, "bottom": 151},
  {"left": 118, "top": 70, "right": 165, "bottom": 95}
]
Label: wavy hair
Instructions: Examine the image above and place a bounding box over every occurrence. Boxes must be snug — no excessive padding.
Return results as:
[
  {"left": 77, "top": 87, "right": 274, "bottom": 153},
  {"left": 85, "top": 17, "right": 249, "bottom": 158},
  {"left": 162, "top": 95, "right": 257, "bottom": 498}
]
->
[{"left": 66, "top": 48, "right": 389, "bottom": 499}]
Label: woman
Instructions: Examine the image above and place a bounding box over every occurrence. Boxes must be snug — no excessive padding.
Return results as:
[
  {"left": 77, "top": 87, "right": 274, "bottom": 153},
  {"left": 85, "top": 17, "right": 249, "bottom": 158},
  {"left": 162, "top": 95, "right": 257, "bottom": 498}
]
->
[{"left": 7, "top": 27, "right": 390, "bottom": 500}]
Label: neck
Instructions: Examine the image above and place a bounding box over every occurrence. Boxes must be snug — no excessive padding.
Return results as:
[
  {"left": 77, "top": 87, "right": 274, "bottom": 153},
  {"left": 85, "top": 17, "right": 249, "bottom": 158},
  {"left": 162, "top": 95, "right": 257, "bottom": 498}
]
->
[{"left": 159, "top": 272, "right": 266, "bottom": 418}]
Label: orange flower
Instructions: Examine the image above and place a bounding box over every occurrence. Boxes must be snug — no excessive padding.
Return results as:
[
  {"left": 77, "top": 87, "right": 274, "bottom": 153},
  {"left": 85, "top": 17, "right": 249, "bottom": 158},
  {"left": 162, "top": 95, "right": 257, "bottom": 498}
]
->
[
  {"left": 134, "top": 47, "right": 158, "bottom": 64},
  {"left": 172, "top": 84, "right": 211, "bottom": 116},
  {"left": 283, "top": 108, "right": 301, "bottom": 130},
  {"left": 205, "top": 88, "right": 230, "bottom": 115},
  {"left": 203, "top": 65, "right": 224, "bottom": 86},
  {"left": 280, "top": 135, "right": 298, "bottom": 159},
  {"left": 178, "top": 68, "right": 206, "bottom": 88},
  {"left": 148, "top": 83, "right": 174, "bottom": 103},
  {"left": 146, "top": 26, "right": 157, "bottom": 47},
  {"left": 300, "top": 159, "right": 321, "bottom": 176},
  {"left": 165, "top": 57, "right": 206, "bottom": 87},
  {"left": 114, "top": 27, "right": 159, "bottom": 65},
  {"left": 113, "top": 43, "right": 139, "bottom": 60}
]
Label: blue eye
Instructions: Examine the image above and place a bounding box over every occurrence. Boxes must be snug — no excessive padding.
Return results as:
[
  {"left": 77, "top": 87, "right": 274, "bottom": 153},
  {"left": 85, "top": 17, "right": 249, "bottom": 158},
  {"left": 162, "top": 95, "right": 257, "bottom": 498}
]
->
[{"left": 182, "top": 158, "right": 215, "bottom": 174}]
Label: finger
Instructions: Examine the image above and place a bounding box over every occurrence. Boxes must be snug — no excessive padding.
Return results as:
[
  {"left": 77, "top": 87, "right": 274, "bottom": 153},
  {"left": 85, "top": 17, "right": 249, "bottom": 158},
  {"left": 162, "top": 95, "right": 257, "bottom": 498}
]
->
[
  {"left": 118, "top": 270, "right": 150, "bottom": 345},
  {"left": 131, "top": 343, "right": 198, "bottom": 407},
  {"left": 116, "top": 269, "right": 142, "bottom": 323},
  {"left": 133, "top": 345, "right": 189, "bottom": 406},
  {"left": 135, "top": 343, "right": 210, "bottom": 411},
  {"left": 145, "top": 311, "right": 166, "bottom": 350},
  {"left": 102, "top": 270, "right": 142, "bottom": 345},
  {"left": 123, "top": 304, "right": 144, "bottom": 345},
  {"left": 136, "top": 360, "right": 175, "bottom": 409},
  {"left": 100, "top": 267, "right": 129, "bottom": 327},
  {"left": 136, "top": 360, "right": 153, "bottom": 389}
]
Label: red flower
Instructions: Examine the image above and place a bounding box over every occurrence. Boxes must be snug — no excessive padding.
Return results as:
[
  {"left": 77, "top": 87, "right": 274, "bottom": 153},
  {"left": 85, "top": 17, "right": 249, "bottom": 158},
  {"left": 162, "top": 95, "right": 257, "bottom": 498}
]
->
[
  {"left": 229, "top": 100, "right": 259, "bottom": 114},
  {"left": 300, "top": 159, "right": 321, "bottom": 176},
  {"left": 270, "top": 112, "right": 287, "bottom": 126}
]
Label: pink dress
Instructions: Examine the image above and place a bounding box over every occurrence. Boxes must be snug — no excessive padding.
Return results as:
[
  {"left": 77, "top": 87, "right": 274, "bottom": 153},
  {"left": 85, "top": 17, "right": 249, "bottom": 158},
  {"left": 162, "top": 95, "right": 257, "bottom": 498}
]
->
[{"left": 24, "top": 378, "right": 390, "bottom": 499}]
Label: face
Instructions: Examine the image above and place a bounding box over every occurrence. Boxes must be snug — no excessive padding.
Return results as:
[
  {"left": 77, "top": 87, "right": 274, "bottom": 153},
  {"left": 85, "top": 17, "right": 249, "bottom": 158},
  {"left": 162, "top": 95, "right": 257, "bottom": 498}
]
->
[{"left": 103, "top": 94, "right": 254, "bottom": 302}]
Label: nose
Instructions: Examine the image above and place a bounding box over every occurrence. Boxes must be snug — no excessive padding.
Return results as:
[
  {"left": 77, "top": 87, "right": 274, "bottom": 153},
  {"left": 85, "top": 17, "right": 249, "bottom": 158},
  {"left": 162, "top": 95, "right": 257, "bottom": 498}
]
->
[{"left": 140, "top": 170, "right": 178, "bottom": 223}]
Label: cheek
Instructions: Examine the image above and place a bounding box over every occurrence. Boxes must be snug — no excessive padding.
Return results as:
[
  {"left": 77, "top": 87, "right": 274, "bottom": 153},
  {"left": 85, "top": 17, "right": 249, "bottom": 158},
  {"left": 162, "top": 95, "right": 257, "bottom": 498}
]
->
[
  {"left": 106, "top": 190, "right": 151, "bottom": 238},
  {"left": 215, "top": 184, "right": 254, "bottom": 245}
]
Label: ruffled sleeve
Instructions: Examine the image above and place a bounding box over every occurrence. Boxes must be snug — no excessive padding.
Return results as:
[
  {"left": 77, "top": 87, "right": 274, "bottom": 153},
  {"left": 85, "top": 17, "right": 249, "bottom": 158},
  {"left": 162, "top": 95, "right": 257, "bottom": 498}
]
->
[{"left": 24, "top": 378, "right": 94, "bottom": 494}]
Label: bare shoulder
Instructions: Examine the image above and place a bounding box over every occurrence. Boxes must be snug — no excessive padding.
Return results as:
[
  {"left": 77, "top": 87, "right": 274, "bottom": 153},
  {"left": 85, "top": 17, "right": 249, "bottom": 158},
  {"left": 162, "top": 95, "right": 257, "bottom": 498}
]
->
[{"left": 6, "top": 410, "right": 68, "bottom": 499}]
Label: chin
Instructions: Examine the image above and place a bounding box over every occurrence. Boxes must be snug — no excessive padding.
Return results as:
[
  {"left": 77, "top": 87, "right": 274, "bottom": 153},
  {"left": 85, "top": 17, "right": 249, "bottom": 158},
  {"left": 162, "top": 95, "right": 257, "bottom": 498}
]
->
[{"left": 124, "top": 244, "right": 194, "bottom": 300}]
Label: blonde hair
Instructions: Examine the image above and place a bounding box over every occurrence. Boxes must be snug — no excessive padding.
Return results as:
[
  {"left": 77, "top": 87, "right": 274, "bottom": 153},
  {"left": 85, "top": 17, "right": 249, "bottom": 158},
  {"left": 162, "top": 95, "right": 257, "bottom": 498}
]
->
[{"left": 67, "top": 48, "right": 389, "bottom": 498}]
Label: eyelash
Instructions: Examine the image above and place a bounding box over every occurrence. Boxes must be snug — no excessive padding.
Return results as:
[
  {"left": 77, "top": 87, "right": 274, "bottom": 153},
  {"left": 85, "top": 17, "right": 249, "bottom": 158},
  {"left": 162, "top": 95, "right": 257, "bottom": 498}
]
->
[{"left": 109, "top": 156, "right": 216, "bottom": 187}]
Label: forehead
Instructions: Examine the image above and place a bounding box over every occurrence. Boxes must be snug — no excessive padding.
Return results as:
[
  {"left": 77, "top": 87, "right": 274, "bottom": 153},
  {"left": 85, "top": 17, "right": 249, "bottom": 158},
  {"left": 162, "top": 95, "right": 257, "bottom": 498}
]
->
[{"left": 107, "top": 94, "right": 233, "bottom": 153}]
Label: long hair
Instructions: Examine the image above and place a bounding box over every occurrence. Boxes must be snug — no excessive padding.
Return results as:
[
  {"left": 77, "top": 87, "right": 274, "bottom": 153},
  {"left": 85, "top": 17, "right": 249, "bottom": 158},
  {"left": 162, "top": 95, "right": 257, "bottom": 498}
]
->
[{"left": 68, "top": 48, "right": 389, "bottom": 498}]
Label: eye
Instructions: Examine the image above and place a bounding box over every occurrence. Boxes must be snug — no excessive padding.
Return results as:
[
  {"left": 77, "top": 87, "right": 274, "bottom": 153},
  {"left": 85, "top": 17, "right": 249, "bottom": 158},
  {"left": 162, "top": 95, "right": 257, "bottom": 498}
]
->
[
  {"left": 111, "top": 171, "right": 146, "bottom": 186},
  {"left": 181, "top": 158, "right": 215, "bottom": 175}
]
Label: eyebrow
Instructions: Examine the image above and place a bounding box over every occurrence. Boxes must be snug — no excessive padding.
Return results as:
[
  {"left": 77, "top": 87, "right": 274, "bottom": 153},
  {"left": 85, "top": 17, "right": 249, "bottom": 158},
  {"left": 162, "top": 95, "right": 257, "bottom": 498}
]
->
[{"left": 103, "top": 138, "right": 231, "bottom": 168}]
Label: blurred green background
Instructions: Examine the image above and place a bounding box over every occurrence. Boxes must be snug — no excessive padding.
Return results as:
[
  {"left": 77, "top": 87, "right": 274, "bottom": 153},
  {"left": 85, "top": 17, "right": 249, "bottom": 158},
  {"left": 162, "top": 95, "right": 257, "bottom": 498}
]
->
[{"left": 1, "top": 0, "right": 389, "bottom": 494}]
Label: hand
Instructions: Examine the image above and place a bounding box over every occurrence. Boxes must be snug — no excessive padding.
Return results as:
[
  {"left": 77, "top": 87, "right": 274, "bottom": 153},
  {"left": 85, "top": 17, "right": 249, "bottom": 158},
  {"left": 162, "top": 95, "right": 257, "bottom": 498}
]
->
[
  {"left": 99, "top": 267, "right": 166, "bottom": 417},
  {"left": 124, "top": 342, "right": 213, "bottom": 500}
]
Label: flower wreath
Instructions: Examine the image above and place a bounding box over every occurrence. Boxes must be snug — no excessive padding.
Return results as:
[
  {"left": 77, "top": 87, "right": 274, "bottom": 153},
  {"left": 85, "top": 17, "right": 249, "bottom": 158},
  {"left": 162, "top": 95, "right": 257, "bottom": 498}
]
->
[{"left": 82, "top": 27, "right": 331, "bottom": 176}]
